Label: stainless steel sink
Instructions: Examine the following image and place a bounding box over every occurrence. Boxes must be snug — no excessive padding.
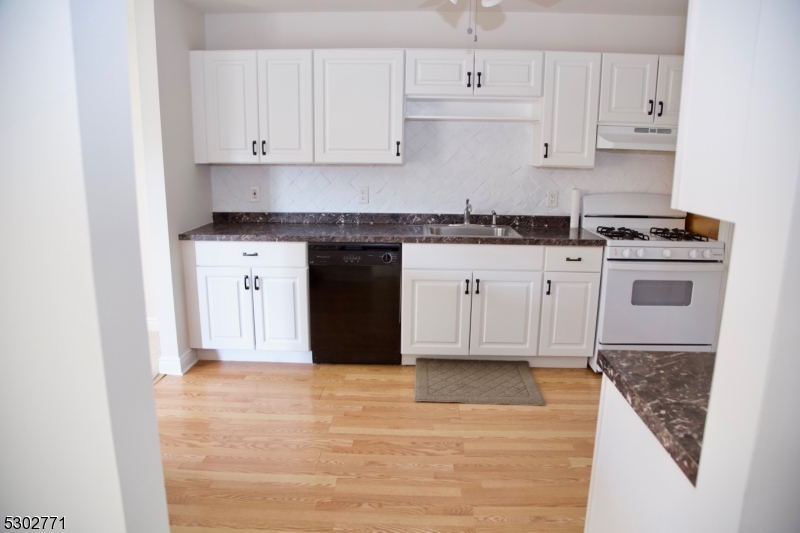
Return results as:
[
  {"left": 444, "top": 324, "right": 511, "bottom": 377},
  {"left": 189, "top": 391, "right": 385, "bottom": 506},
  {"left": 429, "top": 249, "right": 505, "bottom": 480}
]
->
[{"left": 424, "top": 224, "right": 522, "bottom": 238}]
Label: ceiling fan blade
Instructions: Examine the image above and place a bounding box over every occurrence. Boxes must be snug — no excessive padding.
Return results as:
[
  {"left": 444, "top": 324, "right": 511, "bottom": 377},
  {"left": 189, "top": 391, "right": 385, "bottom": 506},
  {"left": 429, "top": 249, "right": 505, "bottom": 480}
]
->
[
  {"left": 481, "top": 0, "right": 503, "bottom": 6},
  {"left": 449, "top": 0, "right": 458, "bottom": 4}
]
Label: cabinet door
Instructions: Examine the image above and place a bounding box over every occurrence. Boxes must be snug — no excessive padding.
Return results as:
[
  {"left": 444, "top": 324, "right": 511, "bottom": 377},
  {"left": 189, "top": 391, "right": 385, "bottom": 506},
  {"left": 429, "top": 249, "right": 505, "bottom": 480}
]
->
[
  {"left": 402, "top": 270, "right": 473, "bottom": 356},
  {"left": 469, "top": 271, "right": 542, "bottom": 357},
  {"left": 539, "top": 272, "right": 600, "bottom": 357},
  {"left": 598, "top": 53, "right": 659, "bottom": 124},
  {"left": 406, "top": 49, "right": 474, "bottom": 96},
  {"left": 203, "top": 51, "right": 259, "bottom": 163},
  {"left": 257, "top": 50, "right": 314, "bottom": 163},
  {"left": 252, "top": 267, "right": 309, "bottom": 351},
  {"left": 474, "top": 50, "right": 543, "bottom": 97},
  {"left": 196, "top": 267, "right": 254, "bottom": 349},
  {"left": 541, "top": 52, "right": 601, "bottom": 168},
  {"left": 654, "top": 56, "right": 683, "bottom": 126},
  {"left": 314, "top": 49, "right": 405, "bottom": 164}
]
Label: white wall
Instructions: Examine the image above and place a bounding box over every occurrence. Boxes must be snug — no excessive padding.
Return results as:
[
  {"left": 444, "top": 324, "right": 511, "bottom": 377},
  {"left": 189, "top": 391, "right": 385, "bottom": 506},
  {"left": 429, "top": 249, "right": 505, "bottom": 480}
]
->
[
  {"left": 586, "top": 0, "right": 800, "bottom": 531},
  {"left": 205, "top": 11, "right": 686, "bottom": 54},
  {"left": 127, "top": 0, "right": 158, "bottom": 332},
  {"left": 153, "top": 0, "right": 212, "bottom": 374},
  {"left": 0, "top": 0, "right": 169, "bottom": 530},
  {"left": 212, "top": 122, "right": 675, "bottom": 214}
]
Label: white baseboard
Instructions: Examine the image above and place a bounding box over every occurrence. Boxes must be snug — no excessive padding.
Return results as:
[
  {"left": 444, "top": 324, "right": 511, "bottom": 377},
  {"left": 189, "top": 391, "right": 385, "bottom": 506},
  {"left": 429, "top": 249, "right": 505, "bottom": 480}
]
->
[
  {"left": 197, "top": 349, "right": 313, "bottom": 364},
  {"left": 159, "top": 348, "right": 198, "bottom": 375},
  {"left": 146, "top": 317, "right": 159, "bottom": 332},
  {"left": 401, "top": 354, "right": 589, "bottom": 369}
]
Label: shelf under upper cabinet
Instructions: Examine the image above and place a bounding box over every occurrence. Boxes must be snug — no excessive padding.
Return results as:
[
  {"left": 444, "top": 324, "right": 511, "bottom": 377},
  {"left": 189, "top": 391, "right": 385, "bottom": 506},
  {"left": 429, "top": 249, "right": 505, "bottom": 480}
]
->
[{"left": 405, "top": 96, "right": 542, "bottom": 122}]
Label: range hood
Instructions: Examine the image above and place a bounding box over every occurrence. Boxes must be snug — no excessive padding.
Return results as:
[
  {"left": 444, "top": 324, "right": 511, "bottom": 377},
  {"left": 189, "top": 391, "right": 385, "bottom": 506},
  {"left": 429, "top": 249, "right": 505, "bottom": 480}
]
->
[{"left": 596, "top": 125, "right": 677, "bottom": 152}]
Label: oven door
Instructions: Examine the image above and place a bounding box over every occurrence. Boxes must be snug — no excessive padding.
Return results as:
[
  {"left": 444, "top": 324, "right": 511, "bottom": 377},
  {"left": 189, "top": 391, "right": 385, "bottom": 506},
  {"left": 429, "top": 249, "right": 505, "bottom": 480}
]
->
[{"left": 599, "top": 261, "right": 724, "bottom": 346}]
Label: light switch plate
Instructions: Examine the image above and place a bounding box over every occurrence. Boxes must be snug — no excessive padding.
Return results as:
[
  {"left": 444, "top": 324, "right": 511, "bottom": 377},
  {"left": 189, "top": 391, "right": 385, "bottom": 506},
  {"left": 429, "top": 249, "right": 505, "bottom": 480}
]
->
[{"left": 250, "top": 185, "right": 260, "bottom": 202}]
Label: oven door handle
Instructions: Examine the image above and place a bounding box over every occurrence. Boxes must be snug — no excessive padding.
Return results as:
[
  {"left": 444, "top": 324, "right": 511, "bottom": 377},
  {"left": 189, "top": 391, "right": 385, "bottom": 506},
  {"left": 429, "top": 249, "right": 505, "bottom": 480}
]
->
[{"left": 606, "top": 261, "right": 724, "bottom": 272}]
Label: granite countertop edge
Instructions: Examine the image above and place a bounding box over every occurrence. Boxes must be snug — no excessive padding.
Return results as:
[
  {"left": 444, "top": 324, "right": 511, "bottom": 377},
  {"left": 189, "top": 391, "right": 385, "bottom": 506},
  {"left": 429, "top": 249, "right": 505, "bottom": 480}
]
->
[
  {"left": 178, "top": 213, "right": 605, "bottom": 246},
  {"left": 598, "top": 351, "right": 709, "bottom": 485}
]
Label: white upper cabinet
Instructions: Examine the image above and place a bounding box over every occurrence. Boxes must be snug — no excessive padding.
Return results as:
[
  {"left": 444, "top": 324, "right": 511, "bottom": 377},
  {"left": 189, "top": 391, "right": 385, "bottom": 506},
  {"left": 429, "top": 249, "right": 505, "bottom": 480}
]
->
[
  {"left": 314, "top": 49, "right": 405, "bottom": 164},
  {"left": 474, "top": 50, "right": 544, "bottom": 97},
  {"left": 469, "top": 270, "right": 542, "bottom": 357},
  {"left": 401, "top": 270, "right": 473, "bottom": 356},
  {"left": 541, "top": 51, "right": 602, "bottom": 168},
  {"left": 406, "top": 49, "right": 474, "bottom": 96},
  {"left": 256, "top": 50, "right": 314, "bottom": 163},
  {"left": 202, "top": 51, "right": 260, "bottom": 164},
  {"left": 598, "top": 53, "right": 683, "bottom": 127},
  {"left": 654, "top": 56, "right": 683, "bottom": 126},
  {"left": 406, "top": 49, "right": 544, "bottom": 98},
  {"left": 598, "top": 53, "right": 659, "bottom": 124}
]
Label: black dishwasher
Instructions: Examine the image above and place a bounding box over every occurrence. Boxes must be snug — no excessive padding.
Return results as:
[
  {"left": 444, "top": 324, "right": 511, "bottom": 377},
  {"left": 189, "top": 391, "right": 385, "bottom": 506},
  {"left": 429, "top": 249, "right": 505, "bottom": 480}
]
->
[{"left": 309, "top": 243, "right": 401, "bottom": 365}]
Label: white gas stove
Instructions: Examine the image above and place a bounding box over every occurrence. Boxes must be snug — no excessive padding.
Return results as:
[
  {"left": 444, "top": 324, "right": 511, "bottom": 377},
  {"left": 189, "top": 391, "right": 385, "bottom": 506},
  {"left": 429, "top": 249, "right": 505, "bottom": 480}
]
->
[{"left": 582, "top": 194, "right": 725, "bottom": 372}]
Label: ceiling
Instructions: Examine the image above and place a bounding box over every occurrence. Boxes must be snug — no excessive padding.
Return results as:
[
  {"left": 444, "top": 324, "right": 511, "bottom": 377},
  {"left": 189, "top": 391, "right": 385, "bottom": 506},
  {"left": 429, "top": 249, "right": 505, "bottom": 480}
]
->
[{"left": 184, "top": 0, "right": 689, "bottom": 16}]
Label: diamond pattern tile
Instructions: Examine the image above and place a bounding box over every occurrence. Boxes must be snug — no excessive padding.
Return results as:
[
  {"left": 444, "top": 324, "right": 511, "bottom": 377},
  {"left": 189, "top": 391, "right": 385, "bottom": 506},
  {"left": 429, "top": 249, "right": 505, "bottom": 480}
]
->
[{"left": 211, "top": 121, "right": 675, "bottom": 215}]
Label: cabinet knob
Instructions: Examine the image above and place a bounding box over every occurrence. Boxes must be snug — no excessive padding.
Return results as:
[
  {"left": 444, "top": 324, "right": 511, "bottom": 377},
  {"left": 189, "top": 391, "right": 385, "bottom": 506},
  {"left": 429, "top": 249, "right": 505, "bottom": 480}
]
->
[
  {"left": 262, "top": 140, "right": 266, "bottom": 155},
  {"left": 396, "top": 141, "right": 401, "bottom": 157},
  {"left": 467, "top": 71, "right": 472, "bottom": 88},
  {"left": 476, "top": 72, "right": 482, "bottom": 88},
  {"left": 465, "top": 279, "right": 470, "bottom": 295},
  {"left": 658, "top": 101, "right": 664, "bottom": 117},
  {"left": 254, "top": 275, "right": 260, "bottom": 291},
  {"left": 544, "top": 143, "right": 549, "bottom": 158},
  {"left": 648, "top": 100, "right": 654, "bottom": 115},
  {"left": 546, "top": 280, "right": 551, "bottom": 295},
  {"left": 252, "top": 141, "right": 257, "bottom": 155},
  {"left": 244, "top": 275, "right": 250, "bottom": 290},
  {"left": 475, "top": 279, "right": 480, "bottom": 294}
]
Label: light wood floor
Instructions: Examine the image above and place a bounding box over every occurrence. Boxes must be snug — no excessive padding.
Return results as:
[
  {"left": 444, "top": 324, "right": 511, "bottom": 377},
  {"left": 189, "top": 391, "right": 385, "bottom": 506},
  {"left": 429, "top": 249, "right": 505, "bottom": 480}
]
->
[{"left": 155, "top": 361, "right": 601, "bottom": 533}]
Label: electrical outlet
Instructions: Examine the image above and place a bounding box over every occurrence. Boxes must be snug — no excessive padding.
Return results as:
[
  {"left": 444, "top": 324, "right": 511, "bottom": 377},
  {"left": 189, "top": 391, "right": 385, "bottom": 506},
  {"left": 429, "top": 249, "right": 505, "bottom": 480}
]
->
[
  {"left": 249, "top": 185, "right": 260, "bottom": 202},
  {"left": 358, "top": 186, "right": 369, "bottom": 204},
  {"left": 546, "top": 190, "right": 558, "bottom": 208}
]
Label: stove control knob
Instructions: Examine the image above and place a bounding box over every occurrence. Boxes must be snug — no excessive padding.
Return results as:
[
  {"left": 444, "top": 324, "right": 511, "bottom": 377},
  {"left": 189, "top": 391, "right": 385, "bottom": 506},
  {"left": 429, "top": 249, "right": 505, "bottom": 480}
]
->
[
  {"left": 662, "top": 249, "right": 672, "bottom": 258},
  {"left": 622, "top": 248, "right": 632, "bottom": 258},
  {"left": 636, "top": 248, "right": 646, "bottom": 258},
  {"left": 689, "top": 249, "right": 699, "bottom": 259},
  {"left": 702, "top": 249, "right": 713, "bottom": 259},
  {"left": 382, "top": 253, "right": 393, "bottom": 264}
]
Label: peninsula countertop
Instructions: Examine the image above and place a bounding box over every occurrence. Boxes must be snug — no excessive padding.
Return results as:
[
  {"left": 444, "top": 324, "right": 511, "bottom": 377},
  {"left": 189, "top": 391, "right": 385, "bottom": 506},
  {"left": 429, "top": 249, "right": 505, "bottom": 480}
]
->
[
  {"left": 598, "top": 350, "right": 716, "bottom": 485},
  {"left": 178, "top": 212, "right": 606, "bottom": 246}
]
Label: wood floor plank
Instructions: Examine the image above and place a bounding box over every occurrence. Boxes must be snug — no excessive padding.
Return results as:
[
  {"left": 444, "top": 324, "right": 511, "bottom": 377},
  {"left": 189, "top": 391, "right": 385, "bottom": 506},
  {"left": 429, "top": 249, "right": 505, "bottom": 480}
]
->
[{"left": 155, "top": 362, "right": 600, "bottom": 532}]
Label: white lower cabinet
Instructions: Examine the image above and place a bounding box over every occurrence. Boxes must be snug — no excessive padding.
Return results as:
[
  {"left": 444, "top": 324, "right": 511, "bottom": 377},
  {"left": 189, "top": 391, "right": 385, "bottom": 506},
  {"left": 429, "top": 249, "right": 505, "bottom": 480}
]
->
[
  {"left": 196, "top": 266, "right": 255, "bottom": 349},
  {"left": 401, "top": 266, "right": 542, "bottom": 358},
  {"left": 252, "top": 267, "right": 309, "bottom": 351},
  {"left": 539, "top": 271, "right": 601, "bottom": 357},
  {"left": 469, "top": 271, "right": 543, "bottom": 356},
  {"left": 401, "top": 270, "right": 473, "bottom": 356},
  {"left": 185, "top": 241, "right": 309, "bottom": 352}
]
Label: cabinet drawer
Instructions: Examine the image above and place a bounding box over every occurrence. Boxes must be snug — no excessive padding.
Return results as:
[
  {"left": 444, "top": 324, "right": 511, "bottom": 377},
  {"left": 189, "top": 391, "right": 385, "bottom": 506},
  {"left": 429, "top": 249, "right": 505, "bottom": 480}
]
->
[
  {"left": 544, "top": 246, "right": 603, "bottom": 272},
  {"left": 193, "top": 241, "right": 307, "bottom": 267}
]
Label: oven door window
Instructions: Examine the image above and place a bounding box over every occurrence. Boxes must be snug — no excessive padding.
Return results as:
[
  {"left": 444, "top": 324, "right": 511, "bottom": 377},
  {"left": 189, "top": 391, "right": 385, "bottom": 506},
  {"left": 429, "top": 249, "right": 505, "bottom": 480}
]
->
[{"left": 631, "top": 280, "right": 693, "bottom": 307}]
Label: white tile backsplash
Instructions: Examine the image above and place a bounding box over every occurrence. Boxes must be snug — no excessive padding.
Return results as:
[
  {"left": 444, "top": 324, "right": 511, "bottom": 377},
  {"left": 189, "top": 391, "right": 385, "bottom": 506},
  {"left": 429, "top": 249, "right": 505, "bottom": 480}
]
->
[{"left": 211, "top": 121, "right": 675, "bottom": 214}]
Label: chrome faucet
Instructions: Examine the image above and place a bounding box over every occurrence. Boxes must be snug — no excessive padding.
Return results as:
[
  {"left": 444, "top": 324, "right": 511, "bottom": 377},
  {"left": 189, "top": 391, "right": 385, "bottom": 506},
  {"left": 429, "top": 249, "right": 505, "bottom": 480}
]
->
[
  {"left": 463, "top": 199, "right": 472, "bottom": 225},
  {"left": 491, "top": 210, "right": 497, "bottom": 226}
]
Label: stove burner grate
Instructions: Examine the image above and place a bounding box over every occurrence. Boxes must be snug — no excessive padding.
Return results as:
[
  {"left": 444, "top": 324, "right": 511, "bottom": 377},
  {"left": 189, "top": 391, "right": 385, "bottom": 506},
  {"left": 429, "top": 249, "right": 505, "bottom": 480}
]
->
[
  {"left": 650, "top": 227, "right": 709, "bottom": 242},
  {"left": 596, "top": 226, "right": 650, "bottom": 241}
]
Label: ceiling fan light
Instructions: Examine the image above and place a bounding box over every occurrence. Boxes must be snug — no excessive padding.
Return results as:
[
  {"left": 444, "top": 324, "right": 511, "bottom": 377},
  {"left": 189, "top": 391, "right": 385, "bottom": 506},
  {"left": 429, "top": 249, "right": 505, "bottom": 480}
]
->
[
  {"left": 449, "top": 0, "right": 458, "bottom": 4},
  {"left": 481, "top": 0, "right": 503, "bottom": 6}
]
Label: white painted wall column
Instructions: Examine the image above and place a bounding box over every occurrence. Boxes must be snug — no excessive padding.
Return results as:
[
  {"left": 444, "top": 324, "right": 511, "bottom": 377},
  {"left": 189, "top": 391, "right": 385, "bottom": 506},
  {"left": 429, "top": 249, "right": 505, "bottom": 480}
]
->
[{"left": 0, "top": 0, "right": 169, "bottom": 529}]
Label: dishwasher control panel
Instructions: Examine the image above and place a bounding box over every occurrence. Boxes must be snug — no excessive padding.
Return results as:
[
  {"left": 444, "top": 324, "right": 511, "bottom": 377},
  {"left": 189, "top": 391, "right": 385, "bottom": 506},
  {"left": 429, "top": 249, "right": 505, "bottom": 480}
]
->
[{"left": 309, "top": 244, "right": 401, "bottom": 267}]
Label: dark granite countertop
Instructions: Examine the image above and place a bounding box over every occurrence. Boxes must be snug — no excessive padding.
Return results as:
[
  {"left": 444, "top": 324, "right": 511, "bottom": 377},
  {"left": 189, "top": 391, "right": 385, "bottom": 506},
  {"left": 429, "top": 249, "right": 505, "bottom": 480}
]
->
[
  {"left": 178, "top": 213, "right": 606, "bottom": 246},
  {"left": 598, "top": 350, "right": 716, "bottom": 485}
]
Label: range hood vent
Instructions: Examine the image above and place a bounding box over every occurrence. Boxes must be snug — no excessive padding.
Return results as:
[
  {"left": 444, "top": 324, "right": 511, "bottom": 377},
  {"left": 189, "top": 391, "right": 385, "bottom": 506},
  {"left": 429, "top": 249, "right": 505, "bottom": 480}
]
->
[{"left": 596, "top": 125, "right": 677, "bottom": 152}]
